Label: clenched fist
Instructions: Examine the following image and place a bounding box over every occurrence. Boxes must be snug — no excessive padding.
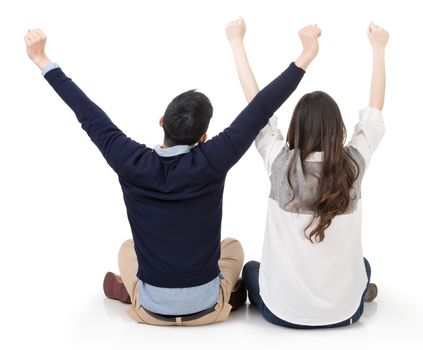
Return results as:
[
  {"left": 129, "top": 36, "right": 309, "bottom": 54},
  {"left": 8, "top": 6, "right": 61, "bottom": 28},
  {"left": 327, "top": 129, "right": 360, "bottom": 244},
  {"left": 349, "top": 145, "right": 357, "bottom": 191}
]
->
[
  {"left": 225, "top": 17, "right": 246, "bottom": 44},
  {"left": 298, "top": 25, "right": 321, "bottom": 61},
  {"left": 295, "top": 24, "right": 321, "bottom": 70},
  {"left": 368, "top": 23, "right": 389, "bottom": 50},
  {"left": 24, "top": 29, "right": 51, "bottom": 69}
]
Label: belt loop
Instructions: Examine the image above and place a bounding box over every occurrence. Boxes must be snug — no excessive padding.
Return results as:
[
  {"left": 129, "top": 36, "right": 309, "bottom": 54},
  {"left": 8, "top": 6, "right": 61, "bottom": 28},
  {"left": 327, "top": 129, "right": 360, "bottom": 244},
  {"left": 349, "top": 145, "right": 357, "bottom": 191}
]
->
[{"left": 176, "top": 317, "right": 182, "bottom": 326}]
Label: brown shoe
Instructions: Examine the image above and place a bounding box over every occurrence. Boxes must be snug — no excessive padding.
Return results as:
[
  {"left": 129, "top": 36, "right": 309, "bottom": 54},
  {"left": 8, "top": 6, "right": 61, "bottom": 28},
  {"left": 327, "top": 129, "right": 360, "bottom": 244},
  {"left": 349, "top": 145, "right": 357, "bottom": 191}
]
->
[
  {"left": 103, "top": 272, "right": 131, "bottom": 304},
  {"left": 364, "top": 283, "right": 378, "bottom": 302},
  {"left": 229, "top": 279, "right": 247, "bottom": 312}
]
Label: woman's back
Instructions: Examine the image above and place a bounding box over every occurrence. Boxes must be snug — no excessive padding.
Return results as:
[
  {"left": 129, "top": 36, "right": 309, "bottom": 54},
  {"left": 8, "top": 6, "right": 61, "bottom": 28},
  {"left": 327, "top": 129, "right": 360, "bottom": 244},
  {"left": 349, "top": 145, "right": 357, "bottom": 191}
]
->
[
  {"left": 257, "top": 106, "right": 384, "bottom": 325},
  {"left": 259, "top": 125, "right": 376, "bottom": 325},
  {"left": 227, "top": 18, "right": 388, "bottom": 328}
]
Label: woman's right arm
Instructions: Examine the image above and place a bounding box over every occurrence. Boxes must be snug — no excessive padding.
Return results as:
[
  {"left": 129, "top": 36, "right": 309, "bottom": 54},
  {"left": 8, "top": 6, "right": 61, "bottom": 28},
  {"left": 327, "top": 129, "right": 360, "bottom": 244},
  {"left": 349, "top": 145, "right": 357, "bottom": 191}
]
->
[
  {"left": 368, "top": 23, "right": 389, "bottom": 110},
  {"left": 348, "top": 23, "right": 389, "bottom": 168}
]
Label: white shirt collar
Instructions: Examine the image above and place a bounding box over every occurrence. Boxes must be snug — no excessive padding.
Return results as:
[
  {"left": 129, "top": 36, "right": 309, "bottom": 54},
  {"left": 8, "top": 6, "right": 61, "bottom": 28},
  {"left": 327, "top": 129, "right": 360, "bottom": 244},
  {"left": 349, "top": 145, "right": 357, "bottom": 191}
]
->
[
  {"left": 304, "top": 152, "right": 324, "bottom": 162},
  {"left": 153, "top": 144, "right": 193, "bottom": 157}
]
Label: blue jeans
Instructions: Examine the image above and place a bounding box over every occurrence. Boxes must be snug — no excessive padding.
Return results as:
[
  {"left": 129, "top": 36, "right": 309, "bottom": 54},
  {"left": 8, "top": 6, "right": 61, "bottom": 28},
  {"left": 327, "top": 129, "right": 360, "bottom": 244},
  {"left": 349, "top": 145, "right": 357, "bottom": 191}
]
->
[{"left": 242, "top": 259, "right": 371, "bottom": 329}]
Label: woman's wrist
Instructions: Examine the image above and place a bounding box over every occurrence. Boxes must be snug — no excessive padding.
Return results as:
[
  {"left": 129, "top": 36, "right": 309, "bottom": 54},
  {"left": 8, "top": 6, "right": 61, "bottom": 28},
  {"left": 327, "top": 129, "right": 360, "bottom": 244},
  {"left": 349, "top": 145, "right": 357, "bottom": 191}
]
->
[
  {"left": 230, "top": 39, "right": 244, "bottom": 50},
  {"left": 372, "top": 46, "right": 385, "bottom": 57}
]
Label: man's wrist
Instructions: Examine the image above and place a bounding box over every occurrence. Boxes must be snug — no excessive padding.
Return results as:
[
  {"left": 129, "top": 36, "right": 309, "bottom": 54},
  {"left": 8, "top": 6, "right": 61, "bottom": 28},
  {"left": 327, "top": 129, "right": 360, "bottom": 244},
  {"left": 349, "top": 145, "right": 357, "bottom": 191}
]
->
[
  {"left": 41, "top": 62, "right": 60, "bottom": 76},
  {"left": 33, "top": 55, "right": 52, "bottom": 70},
  {"left": 295, "top": 51, "right": 314, "bottom": 71}
]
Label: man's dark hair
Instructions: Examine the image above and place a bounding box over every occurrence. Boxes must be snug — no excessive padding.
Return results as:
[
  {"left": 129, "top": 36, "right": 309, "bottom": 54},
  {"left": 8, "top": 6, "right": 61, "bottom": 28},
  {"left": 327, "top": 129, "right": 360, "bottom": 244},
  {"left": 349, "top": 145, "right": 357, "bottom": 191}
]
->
[{"left": 163, "top": 90, "right": 213, "bottom": 146}]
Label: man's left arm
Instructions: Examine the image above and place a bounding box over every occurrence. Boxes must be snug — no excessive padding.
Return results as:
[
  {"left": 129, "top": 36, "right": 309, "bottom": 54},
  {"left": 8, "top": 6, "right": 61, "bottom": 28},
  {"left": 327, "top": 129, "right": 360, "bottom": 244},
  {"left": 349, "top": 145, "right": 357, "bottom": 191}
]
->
[{"left": 25, "top": 29, "right": 143, "bottom": 175}]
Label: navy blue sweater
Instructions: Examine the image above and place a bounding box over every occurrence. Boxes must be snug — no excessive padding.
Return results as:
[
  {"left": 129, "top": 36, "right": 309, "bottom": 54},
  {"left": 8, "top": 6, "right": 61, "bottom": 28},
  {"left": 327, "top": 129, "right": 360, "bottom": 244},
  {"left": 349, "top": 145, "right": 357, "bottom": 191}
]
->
[{"left": 44, "top": 63, "right": 304, "bottom": 288}]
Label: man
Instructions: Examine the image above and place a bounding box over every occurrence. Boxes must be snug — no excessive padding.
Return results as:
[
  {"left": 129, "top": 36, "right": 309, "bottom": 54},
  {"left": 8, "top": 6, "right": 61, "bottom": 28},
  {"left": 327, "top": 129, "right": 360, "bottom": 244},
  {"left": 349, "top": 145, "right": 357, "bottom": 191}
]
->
[{"left": 24, "top": 23, "right": 320, "bottom": 326}]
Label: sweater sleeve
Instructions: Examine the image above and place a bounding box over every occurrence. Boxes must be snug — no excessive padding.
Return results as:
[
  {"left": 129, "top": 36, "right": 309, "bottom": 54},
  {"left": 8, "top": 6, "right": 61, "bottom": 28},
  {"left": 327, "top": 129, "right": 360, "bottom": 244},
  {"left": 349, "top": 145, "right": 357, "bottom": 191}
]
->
[
  {"left": 44, "top": 67, "right": 144, "bottom": 175},
  {"left": 200, "top": 62, "right": 304, "bottom": 174}
]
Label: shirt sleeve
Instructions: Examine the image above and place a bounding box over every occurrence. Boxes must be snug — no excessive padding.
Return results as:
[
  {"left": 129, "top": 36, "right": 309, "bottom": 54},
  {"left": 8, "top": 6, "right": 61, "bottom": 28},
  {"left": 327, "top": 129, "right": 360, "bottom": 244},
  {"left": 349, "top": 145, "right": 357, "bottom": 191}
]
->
[
  {"left": 255, "top": 114, "right": 285, "bottom": 176},
  {"left": 41, "top": 62, "right": 60, "bottom": 76},
  {"left": 347, "top": 107, "right": 385, "bottom": 168},
  {"left": 199, "top": 62, "right": 305, "bottom": 174},
  {"left": 43, "top": 66, "right": 145, "bottom": 175}
]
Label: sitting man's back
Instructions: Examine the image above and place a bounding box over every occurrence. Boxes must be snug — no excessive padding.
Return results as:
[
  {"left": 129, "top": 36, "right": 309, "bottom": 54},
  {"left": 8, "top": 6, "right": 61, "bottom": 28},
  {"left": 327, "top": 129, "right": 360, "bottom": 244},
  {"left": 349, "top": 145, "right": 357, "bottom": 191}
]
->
[{"left": 24, "top": 25, "right": 316, "bottom": 326}]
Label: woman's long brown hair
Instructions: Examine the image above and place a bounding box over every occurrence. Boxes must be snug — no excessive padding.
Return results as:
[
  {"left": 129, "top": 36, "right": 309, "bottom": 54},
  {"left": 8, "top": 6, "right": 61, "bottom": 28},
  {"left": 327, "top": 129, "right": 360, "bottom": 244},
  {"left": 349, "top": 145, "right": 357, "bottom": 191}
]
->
[{"left": 286, "top": 91, "right": 359, "bottom": 243}]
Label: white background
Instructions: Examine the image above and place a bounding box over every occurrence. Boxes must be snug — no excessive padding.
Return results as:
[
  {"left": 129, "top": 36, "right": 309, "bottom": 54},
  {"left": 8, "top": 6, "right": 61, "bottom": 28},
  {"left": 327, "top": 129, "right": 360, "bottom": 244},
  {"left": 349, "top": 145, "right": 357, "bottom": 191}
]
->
[{"left": 0, "top": 0, "right": 422, "bottom": 349}]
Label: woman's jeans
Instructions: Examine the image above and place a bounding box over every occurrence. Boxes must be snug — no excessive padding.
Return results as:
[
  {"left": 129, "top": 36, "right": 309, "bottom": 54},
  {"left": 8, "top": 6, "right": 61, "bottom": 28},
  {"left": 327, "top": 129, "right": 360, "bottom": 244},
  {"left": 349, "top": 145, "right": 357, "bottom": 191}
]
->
[{"left": 242, "top": 259, "right": 371, "bottom": 329}]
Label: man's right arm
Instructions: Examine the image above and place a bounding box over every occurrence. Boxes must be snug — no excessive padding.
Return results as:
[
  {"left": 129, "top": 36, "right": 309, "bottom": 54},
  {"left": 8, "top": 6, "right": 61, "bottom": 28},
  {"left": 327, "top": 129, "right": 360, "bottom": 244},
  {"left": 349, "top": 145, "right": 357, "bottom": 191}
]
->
[{"left": 200, "top": 62, "right": 304, "bottom": 174}]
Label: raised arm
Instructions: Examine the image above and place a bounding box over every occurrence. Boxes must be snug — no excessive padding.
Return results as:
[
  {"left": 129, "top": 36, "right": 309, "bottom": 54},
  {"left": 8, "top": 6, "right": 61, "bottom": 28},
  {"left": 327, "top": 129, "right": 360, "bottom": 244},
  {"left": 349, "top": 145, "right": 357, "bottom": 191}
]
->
[
  {"left": 225, "top": 19, "right": 321, "bottom": 174},
  {"left": 226, "top": 17, "right": 277, "bottom": 171},
  {"left": 24, "top": 29, "right": 143, "bottom": 175},
  {"left": 348, "top": 23, "right": 389, "bottom": 167},
  {"left": 226, "top": 17, "right": 259, "bottom": 103},
  {"left": 226, "top": 19, "right": 320, "bottom": 102},
  {"left": 368, "top": 23, "right": 389, "bottom": 110},
  {"left": 201, "top": 23, "right": 320, "bottom": 174}
]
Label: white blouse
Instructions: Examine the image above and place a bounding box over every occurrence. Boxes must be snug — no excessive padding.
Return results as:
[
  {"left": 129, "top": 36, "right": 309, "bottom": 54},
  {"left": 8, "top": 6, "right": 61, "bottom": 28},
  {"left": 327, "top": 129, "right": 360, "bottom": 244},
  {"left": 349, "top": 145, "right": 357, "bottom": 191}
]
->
[{"left": 256, "top": 107, "right": 385, "bottom": 325}]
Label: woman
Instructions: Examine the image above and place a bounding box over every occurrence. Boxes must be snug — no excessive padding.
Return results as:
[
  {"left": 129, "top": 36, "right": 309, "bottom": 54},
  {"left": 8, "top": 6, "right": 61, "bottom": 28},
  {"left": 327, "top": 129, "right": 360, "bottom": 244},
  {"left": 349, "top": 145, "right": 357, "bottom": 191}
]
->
[{"left": 226, "top": 17, "right": 388, "bottom": 328}]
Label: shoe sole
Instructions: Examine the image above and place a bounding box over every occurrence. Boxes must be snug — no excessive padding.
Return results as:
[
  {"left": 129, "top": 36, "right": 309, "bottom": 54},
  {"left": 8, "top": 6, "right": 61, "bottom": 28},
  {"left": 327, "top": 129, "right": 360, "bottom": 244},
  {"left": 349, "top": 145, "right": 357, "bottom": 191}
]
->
[
  {"left": 365, "top": 283, "right": 378, "bottom": 302},
  {"left": 103, "top": 272, "right": 131, "bottom": 304}
]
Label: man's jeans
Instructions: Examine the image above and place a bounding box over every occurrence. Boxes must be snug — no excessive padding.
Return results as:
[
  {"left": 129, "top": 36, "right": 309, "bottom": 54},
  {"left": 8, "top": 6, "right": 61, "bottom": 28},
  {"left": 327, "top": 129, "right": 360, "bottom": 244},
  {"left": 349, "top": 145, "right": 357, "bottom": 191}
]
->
[{"left": 242, "top": 258, "right": 371, "bottom": 329}]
